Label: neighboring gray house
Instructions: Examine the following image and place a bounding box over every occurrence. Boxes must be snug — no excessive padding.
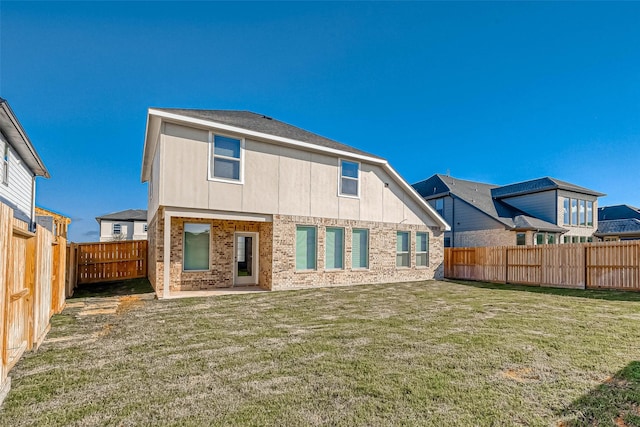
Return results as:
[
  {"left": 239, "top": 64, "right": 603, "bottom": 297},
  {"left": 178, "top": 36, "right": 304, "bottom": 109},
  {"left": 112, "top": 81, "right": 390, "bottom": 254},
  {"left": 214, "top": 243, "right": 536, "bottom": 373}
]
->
[
  {"left": 141, "top": 108, "right": 449, "bottom": 298},
  {"left": 0, "top": 98, "right": 49, "bottom": 228},
  {"left": 595, "top": 205, "right": 640, "bottom": 241},
  {"left": 413, "top": 174, "right": 604, "bottom": 247},
  {"left": 96, "top": 209, "right": 148, "bottom": 242}
]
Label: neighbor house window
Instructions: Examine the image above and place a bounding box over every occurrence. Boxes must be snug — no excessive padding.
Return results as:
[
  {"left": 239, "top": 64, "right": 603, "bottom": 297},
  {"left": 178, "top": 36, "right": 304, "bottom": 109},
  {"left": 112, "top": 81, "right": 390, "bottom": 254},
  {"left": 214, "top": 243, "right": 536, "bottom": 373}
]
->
[
  {"left": 210, "top": 134, "right": 242, "bottom": 182},
  {"left": 416, "top": 232, "right": 429, "bottom": 267},
  {"left": 325, "top": 227, "right": 344, "bottom": 270},
  {"left": 352, "top": 229, "right": 369, "bottom": 269},
  {"left": 340, "top": 160, "right": 359, "bottom": 197},
  {"left": 587, "top": 201, "right": 593, "bottom": 226},
  {"left": 396, "top": 231, "right": 410, "bottom": 267},
  {"left": 535, "top": 233, "right": 545, "bottom": 245},
  {"left": 564, "top": 236, "right": 571, "bottom": 244},
  {"left": 563, "top": 198, "right": 570, "bottom": 225},
  {"left": 547, "top": 234, "right": 556, "bottom": 244},
  {"left": 296, "top": 226, "right": 317, "bottom": 270},
  {"left": 435, "top": 198, "right": 444, "bottom": 216},
  {"left": 572, "top": 236, "right": 580, "bottom": 243},
  {"left": 1, "top": 143, "right": 8, "bottom": 185},
  {"left": 183, "top": 223, "right": 210, "bottom": 271},
  {"left": 579, "top": 200, "right": 586, "bottom": 226},
  {"left": 516, "top": 233, "right": 526, "bottom": 245},
  {"left": 444, "top": 237, "right": 451, "bottom": 247},
  {"left": 112, "top": 223, "right": 122, "bottom": 235}
]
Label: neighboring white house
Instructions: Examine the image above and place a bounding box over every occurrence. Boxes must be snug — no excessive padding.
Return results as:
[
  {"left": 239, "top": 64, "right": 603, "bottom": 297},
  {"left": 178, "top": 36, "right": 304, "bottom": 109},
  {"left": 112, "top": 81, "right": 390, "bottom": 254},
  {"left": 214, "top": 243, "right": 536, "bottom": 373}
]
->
[
  {"left": 141, "top": 108, "right": 449, "bottom": 299},
  {"left": 96, "top": 209, "right": 148, "bottom": 242},
  {"left": 0, "top": 98, "right": 49, "bottom": 227}
]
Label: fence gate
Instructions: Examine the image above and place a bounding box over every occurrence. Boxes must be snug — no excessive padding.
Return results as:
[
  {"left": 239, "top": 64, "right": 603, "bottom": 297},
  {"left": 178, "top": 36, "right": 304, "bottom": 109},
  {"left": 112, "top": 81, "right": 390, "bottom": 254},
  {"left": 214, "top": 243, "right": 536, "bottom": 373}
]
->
[{"left": 4, "top": 227, "right": 35, "bottom": 371}]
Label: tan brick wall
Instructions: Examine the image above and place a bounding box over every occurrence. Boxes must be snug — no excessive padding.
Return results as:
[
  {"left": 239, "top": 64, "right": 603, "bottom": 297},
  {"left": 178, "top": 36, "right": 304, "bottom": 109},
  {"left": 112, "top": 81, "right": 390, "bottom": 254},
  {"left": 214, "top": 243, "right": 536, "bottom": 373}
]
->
[
  {"left": 148, "top": 211, "right": 444, "bottom": 296},
  {"left": 454, "top": 228, "right": 516, "bottom": 247},
  {"left": 271, "top": 214, "right": 444, "bottom": 290},
  {"left": 167, "top": 218, "right": 272, "bottom": 292}
]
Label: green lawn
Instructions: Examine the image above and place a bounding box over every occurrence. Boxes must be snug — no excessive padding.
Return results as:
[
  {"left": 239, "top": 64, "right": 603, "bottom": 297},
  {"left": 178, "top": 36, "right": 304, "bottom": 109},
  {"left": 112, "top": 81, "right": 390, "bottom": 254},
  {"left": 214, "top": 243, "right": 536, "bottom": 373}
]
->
[{"left": 2, "top": 280, "right": 639, "bottom": 426}]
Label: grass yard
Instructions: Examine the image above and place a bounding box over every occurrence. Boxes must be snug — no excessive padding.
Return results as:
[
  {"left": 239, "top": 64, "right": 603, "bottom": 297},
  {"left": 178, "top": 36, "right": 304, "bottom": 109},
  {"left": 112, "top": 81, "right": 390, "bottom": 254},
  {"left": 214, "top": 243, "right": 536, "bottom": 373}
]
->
[{"left": 2, "top": 280, "right": 640, "bottom": 426}]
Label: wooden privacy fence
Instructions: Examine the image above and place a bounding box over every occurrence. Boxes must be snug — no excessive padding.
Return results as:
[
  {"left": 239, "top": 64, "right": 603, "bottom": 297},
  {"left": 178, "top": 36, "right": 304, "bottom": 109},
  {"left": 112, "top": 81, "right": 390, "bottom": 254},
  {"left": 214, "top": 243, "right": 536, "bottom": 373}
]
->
[
  {"left": 445, "top": 241, "right": 640, "bottom": 291},
  {"left": 67, "top": 240, "right": 147, "bottom": 288},
  {"left": 0, "top": 202, "right": 66, "bottom": 401}
]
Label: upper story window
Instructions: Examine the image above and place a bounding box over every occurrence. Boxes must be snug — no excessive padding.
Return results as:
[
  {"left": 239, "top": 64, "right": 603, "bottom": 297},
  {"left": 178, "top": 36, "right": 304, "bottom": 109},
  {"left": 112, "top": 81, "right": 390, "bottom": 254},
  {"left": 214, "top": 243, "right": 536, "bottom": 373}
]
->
[
  {"left": 339, "top": 160, "right": 359, "bottom": 197},
  {"left": 113, "top": 223, "right": 122, "bottom": 235},
  {"left": 563, "top": 197, "right": 595, "bottom": 227},
  {"left": 435, "top": 198, "right": 444, "bottom": 216},
  {"left": 210, "top": 133, "right": 243, "bottom": 182},
  {"left": 2, "top": 142, "right": 9, "bottom": 185}
]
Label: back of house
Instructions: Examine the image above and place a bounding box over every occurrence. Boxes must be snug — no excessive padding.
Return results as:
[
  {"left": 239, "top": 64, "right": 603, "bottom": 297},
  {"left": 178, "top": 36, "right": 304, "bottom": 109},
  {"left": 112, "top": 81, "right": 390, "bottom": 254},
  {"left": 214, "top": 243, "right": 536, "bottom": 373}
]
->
[{"left": 141, "top": 108, "right": 449, "bottom": 298}]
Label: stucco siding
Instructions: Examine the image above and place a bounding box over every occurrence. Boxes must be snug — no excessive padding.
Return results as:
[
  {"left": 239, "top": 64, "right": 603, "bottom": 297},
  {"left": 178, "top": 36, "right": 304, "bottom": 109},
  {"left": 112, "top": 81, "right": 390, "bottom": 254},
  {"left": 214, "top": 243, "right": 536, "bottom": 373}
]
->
[
  {"left": 157, "top": 122, "right": 439, "bottom": 228},
  {"left": 0, "top": 134, "right": 34, "bottom": 223},
  {"left": 148, "top": 142, "right": 161, "bottom": 220},
  {"left": 500, "top": 190, "right": 557, "bottom": 223}
]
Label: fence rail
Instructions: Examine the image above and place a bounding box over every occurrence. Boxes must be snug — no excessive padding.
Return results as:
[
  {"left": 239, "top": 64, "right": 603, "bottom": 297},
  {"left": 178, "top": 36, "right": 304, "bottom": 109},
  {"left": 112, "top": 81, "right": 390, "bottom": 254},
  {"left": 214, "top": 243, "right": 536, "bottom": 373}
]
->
[
  {"left": 1, "top": 201, "right": 66, "bottom": 403},
  {"left": 445, "top": 241, "right": 640, "bottom": 291},
  {"left": 67, "top": 240, "right": 147, "bottom": 286}
]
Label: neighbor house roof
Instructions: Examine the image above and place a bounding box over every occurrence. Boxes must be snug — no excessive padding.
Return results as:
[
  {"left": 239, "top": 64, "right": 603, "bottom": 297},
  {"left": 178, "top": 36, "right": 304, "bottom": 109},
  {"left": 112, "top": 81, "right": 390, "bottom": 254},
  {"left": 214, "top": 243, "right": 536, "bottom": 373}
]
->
[
  {"left": 413, "top": 174, "right": 565, "bottom": 233},
  {"left": 96, "top": 209, "right": 147, "bottom": 223},
  {"left": 595, "top": 218, "right": 640, "bottom": 236},
  {"left": 0, "top": 98, "right": 49, "bottom": 178},
  {"left": 141, "top": 108, "right": 450, "bottom": 231},
  {"left": 491, "top": 177, "right": 604, "bottom": 198},
  {"left": 598, "top": 205, "right": 640, "bottom": 221}
]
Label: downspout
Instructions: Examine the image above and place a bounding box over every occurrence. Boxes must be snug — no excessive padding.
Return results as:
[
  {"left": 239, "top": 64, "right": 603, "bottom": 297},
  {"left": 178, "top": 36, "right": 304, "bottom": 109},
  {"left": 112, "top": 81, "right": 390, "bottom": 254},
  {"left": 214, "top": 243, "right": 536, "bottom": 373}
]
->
[
  {"left": 30, "top": 175, "right": 36, "bottom": 232},
  {"left": 451, "top": 196, "right": 455, "bottom": 248}
]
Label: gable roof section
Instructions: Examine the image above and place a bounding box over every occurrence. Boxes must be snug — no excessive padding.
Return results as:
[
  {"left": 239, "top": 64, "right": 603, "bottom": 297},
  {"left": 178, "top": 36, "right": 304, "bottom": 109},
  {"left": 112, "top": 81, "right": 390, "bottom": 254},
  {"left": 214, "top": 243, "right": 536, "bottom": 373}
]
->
[
  {"left": 96, "top": 209, "right": 147, "bottom": 223},
  {"left": 491, "top": 177, "right": 604, "bottom": 198},
  {"left": 598, "top": 205, "right": 640, "bottom": 221},
  {"left": 596, "top": 218, "right": 640, "bottom": 236},
  {"left": 413, "top": 174, "right": 565, "bottom": 233},
  {"left": 141, "top": 108, "right": 450, "bottom": 231},
  {"left": 0, "top": 98, "right": 49, "bottom": 178}
]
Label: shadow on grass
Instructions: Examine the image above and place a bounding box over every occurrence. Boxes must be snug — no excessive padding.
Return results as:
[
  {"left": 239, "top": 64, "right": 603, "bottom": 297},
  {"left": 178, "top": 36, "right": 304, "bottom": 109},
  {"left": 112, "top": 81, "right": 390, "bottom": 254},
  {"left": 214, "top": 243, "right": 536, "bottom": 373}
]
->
[
  {"left": 71, "top": 277, "right": 154, "bottom": 299},
  {"left": 448, "top": 279, "right": 640, "bottom": 302},
  {"left": 559, "top": 361, "right": 640, "bottom": 426}
]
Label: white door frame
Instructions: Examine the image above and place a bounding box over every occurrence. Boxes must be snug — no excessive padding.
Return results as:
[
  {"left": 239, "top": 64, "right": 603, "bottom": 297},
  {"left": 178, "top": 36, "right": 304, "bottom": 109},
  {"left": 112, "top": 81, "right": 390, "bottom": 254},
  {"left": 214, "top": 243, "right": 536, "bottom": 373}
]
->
[{"left": 233, "top": 232, "right": 259, "bottom": 286}]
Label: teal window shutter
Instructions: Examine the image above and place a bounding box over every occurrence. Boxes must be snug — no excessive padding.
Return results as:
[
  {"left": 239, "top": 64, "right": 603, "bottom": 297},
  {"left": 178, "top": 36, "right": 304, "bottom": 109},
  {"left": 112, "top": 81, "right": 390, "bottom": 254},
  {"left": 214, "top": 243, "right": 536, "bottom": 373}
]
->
[
  {"left": 326, "top": 228, "right": 344, "bottom": 269},
  {"left": 352, "top": 229, "right": 369, "bottom": 269}
]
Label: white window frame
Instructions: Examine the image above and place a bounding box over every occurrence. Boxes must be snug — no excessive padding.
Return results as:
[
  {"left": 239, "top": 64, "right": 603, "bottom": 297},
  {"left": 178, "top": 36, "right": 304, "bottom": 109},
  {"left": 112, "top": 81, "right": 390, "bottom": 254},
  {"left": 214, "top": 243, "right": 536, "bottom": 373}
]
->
[
  {"left": 208, "top": 132, "right": 245, "bottom": 184},
  {"left": 113, "top": 223, "right": 122, "bottom": 235},
  {"left": 338, "top": 159, "right": 360, "bottom": 198},
  {"left": 396, "top": 231, "right": 410, "bottom": 268},
  {"left": 2, "top": 143, "right": 9, "bottom": 186},
  {"left": 415, "top": 232, "right": 429, "bottom": 268}
]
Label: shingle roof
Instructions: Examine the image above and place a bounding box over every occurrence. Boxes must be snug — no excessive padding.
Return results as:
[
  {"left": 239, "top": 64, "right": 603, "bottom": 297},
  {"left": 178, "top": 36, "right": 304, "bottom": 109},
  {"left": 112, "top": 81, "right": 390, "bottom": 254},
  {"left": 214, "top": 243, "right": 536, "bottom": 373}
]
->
[
  {"left": 491, "top": 177, "right": 605, "bottom": 198},
  {"left": 596, "top": 219, "right": 640, "bottom": 236},
  {"left": 598, "top": 205, "right": 640, "bottom": 221},
  {"left": 96, "top": 209, "right": 147, "bottom": 222},
  {"left": 412, "top": 174, "right": 564, "bottom": 232},
  {"left": 153, "top": 108, "right": 384, "bottom": 160}
]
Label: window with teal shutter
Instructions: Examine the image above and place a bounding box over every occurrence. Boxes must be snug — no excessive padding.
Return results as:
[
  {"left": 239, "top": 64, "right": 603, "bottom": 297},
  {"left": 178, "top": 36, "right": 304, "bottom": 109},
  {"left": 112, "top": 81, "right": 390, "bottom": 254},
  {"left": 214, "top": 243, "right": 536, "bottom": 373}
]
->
[
  {"left": 325, "top": 227, "right": 344, "bottom": 269},
  {"left": 296, "top": 226, "right": 316, "bottom": 270},
  {"left": 352, "top": 229, "right": 369, "bottom": 269}
]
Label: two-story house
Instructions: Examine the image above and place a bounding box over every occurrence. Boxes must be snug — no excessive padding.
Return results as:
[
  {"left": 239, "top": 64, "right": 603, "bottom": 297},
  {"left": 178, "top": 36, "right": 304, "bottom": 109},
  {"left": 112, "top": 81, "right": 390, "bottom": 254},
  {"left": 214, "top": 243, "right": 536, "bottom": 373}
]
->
[
  {"left": 96, "top": 209, "right": 148, "bottom": 241},
  {"left": 413, "top": 174, "right": 604, "bottom": 247},
  {"left": 0, "top": 98, "right": 49, "bottom": 228},
  {"left": 141, "top": 109, "right": 449, "bottom": 298}
]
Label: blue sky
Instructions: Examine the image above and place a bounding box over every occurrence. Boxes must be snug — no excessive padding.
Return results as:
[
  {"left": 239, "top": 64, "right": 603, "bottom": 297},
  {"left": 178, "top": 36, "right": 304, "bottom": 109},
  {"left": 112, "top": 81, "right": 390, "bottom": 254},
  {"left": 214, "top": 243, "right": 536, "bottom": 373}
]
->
[{"left": 1, "top": 2, "right": 639, "bottom": 242}]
